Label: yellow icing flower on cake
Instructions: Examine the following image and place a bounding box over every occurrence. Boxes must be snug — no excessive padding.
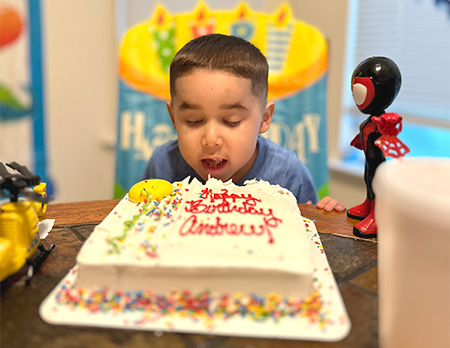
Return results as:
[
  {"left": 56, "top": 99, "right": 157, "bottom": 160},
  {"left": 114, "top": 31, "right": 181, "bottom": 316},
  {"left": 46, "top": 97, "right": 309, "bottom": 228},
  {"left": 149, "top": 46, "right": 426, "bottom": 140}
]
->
[{"left": 128, "top": 179, "right": 173, "bottom": 203}]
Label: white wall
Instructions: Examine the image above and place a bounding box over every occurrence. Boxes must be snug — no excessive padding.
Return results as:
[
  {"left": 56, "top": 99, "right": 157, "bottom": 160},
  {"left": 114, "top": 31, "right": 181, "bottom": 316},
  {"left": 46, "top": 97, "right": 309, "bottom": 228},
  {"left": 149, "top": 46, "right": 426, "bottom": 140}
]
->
[
  {"left": 43, "top": 0, "right": 365, "bottom": 206},
  {"left": 43, "top": 0, "right": 117, "bottom": 202}
]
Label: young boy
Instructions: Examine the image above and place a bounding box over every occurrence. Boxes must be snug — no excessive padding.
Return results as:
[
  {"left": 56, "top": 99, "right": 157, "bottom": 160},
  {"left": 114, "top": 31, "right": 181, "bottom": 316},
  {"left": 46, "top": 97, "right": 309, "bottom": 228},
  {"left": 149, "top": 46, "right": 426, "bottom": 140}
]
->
[{"left": 142, "top": 34, "right": 345, "bottom": 212}]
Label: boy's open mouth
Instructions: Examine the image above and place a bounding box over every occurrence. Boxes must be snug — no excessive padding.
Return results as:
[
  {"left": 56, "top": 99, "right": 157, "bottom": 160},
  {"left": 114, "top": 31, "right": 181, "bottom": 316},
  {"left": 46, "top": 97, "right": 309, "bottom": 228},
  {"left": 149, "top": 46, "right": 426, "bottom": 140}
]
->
[{"left": 202, "top": 158, "right": 227, "bottom": 173}]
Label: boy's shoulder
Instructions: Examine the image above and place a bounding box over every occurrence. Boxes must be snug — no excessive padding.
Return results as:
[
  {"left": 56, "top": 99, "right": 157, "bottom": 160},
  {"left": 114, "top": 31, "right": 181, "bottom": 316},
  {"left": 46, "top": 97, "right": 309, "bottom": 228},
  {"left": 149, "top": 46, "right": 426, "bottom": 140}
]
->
[
  {"left": 143, "top": 140, "right": 182, "bottom": 180},
  {"left": 149, "top": 139, "right": 186, "bottom": 165},
  {"left": 258, "top": 136, "right": 301, "bottom": 162},
  {"left": 250, "top": 136, "right": 316, "bottom": 204},
  {"left": 257, "top": 136, "right": 312, "bottom": 179},
  {"left": 246, "top": 135, "right": 309, "bottom": 181},
  {"left": 152, "top": 139, "right": 179, "bottom": 154}
]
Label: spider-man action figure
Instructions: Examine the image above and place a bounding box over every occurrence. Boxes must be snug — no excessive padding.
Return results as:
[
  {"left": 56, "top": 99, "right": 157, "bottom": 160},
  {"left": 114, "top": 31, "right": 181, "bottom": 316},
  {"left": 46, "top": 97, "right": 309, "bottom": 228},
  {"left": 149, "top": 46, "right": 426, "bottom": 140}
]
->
[{"left": 348, "top": 56, "right": 409, "bottom": 238}]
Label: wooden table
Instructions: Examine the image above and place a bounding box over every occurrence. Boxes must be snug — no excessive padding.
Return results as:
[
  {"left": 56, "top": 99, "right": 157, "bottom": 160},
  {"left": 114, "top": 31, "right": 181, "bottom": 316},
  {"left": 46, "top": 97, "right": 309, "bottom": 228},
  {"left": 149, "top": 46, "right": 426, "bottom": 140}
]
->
[{"left": 1, "top": 201, "right": 378, "bottom": 348}]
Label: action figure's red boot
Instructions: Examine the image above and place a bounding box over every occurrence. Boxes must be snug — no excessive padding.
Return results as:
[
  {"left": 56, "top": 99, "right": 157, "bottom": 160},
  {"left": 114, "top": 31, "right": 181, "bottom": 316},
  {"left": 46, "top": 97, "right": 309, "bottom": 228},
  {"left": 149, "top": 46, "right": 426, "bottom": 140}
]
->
[
  {"left": 347, "top": 197, "right": 371, "bottom": 220},
  {"left": 353, "top": 200, "right": 377, "bottom": 238}
]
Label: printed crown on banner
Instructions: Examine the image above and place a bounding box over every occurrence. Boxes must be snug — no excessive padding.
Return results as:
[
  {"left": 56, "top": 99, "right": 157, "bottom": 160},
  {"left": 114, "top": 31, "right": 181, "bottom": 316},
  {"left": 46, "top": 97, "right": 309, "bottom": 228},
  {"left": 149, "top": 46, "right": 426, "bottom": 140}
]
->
[{"left": 118, "top": 2, "right": 328, "bottom": 101}]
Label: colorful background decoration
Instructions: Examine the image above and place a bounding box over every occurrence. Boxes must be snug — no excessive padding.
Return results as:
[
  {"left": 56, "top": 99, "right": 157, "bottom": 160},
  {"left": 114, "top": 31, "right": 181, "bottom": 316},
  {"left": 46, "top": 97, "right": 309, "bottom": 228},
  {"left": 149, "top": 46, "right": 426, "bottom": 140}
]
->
[
  {"left": 0, "top": 0, "right": 52, "bottom": 195},
  {"left": 115, "top": 2, "right": 329, "bottom": 199}
]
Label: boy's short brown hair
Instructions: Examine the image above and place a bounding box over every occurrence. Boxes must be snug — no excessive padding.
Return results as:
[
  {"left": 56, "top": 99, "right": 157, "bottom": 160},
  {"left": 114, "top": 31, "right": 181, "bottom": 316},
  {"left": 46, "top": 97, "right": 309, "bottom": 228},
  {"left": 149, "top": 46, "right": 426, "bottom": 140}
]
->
[{"left": 169, "top": 34, "right": 269, "bottom": 106}]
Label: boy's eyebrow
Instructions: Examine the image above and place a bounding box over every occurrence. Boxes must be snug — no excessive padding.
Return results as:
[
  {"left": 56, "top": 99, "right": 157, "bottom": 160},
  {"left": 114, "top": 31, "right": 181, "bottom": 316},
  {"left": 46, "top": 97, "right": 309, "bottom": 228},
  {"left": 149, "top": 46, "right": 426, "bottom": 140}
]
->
[
  {"left": 177, "top": 101, "right": 200, "bottom": 110},
  {"left": 219, "top": 102, "right": 248, "bottom": 111},
  {"left": 177, "top": 101, "right": 249, "bottom": 111}
]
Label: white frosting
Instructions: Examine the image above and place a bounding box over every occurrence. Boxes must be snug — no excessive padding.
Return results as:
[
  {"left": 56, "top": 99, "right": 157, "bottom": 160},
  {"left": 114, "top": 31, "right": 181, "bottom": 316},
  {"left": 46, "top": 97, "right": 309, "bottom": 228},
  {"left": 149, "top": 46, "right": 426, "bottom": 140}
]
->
[{"left": 76, "top": 177, "right": 312, "bottom": 298}]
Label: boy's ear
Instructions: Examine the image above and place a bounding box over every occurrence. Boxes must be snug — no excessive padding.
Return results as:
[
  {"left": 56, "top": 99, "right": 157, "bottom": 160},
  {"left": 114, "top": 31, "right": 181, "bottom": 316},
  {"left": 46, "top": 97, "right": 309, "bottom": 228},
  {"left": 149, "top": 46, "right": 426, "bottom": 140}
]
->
[
  {"left": 259, "top": 101, "right": 275, "bottom": 134},
  {"left": 166, "top": 100, "right": 176, "bottom": 130}
]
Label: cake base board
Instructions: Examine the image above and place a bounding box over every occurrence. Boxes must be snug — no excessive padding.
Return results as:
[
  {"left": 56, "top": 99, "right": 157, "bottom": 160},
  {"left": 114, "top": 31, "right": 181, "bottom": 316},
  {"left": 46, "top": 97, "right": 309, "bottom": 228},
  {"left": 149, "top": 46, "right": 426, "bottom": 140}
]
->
[{"left": 39, "top": 219, "right": 351, "bottom": 342}]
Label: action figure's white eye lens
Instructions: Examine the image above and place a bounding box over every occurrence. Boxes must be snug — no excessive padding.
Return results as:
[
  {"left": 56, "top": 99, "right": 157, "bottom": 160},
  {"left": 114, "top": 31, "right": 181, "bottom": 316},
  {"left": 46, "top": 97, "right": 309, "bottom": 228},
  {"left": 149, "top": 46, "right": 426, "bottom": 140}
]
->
[{"left": 352, "top": 83, "right": 367, "bottom": 106}]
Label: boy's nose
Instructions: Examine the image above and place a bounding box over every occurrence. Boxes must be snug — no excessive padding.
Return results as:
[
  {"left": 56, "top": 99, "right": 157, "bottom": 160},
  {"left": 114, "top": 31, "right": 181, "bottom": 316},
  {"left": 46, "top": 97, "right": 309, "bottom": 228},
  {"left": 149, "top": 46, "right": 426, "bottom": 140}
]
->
[{"left": 201, "top": 123, "right": 222, "bottom": 147}]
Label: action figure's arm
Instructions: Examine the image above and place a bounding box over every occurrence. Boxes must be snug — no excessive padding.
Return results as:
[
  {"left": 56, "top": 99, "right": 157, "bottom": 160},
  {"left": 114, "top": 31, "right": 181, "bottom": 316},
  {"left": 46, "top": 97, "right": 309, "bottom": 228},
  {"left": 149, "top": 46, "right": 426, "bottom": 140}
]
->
[{"left": 350, "top": 134, "right": 363, "bottom": 150}]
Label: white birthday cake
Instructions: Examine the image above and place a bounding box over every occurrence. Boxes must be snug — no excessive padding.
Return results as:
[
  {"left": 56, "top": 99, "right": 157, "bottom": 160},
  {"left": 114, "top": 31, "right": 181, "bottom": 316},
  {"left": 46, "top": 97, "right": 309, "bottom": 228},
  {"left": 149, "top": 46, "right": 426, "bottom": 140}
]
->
[{"left": 75, "top": 177, "right": 313, "bottom": 299}]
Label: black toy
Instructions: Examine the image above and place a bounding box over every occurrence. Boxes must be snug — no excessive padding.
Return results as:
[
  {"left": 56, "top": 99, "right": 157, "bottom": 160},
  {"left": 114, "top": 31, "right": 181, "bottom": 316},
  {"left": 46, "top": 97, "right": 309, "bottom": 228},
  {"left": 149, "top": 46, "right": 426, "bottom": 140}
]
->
[{"left": 347, "top": 57, "right": 410, "bottom": 238}]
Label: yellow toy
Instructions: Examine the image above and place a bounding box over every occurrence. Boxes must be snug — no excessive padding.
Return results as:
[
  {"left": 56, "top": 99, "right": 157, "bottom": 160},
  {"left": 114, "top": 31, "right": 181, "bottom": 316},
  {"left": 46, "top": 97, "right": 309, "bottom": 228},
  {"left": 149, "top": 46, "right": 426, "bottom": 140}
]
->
[
  {"left": 128, "top": 179, "right": 173, "bottom": 203},
  {"left": 0, "top": 162, "right": 54, "bottom": 284}
]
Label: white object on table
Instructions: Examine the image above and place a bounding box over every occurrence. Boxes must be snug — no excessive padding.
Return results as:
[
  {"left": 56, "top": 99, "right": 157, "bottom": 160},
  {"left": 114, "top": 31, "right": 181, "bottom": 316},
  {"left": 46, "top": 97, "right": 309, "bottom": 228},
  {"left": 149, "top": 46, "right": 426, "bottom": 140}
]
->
[
  {"left": 374, "top": 157, "right": 450, "bottom": 348},
  {"left": 38, "top": 219, "right": 55, "bottom": 239}
]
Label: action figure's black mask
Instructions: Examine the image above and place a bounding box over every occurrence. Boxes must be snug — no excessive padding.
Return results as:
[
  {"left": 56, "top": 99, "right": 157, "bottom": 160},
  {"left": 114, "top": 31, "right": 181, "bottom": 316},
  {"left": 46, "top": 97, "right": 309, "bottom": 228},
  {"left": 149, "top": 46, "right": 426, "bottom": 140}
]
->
[{"left": 351, "top": 56, "right": 402, "bottom": 116}]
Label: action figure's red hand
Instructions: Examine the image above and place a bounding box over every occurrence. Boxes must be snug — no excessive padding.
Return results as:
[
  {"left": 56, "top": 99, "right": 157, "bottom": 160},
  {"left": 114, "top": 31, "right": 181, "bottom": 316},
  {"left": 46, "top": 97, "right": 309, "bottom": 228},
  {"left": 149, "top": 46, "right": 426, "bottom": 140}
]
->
[
  {"left": 372, "top": 113, "right": 410, "bottom": 158},
  {"left": 372, "top": 112, "right": 403, "bottom": 136}
]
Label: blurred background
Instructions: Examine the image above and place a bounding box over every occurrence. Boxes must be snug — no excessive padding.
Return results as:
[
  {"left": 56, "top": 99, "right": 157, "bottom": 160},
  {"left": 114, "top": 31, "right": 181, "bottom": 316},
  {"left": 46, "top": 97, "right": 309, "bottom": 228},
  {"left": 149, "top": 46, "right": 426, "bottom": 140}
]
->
[{"left": 1, "top": 0, "right": 449, "bottom": 206}]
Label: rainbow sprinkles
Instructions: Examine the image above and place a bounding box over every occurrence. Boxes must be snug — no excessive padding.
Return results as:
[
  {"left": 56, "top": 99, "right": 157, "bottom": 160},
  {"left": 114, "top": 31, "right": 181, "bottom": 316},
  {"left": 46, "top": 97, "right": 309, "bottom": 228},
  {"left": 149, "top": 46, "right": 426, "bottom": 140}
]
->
[
  {"left": 55, "top": 268, "right": 329, "bottom": 330},
  {"left": 107, "top": 183, "right": 184, "bottom": 255}
]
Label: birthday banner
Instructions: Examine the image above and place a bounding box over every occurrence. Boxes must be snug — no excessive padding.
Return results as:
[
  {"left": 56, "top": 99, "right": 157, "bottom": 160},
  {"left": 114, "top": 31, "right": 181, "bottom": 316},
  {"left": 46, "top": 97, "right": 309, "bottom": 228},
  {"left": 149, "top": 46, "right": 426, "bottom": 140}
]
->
[
  {"left": 0, "top": 0, "right": 52, "bottom": 195},
  {"left": 115, "top": 2, "right": 329, "bottom": 199}
]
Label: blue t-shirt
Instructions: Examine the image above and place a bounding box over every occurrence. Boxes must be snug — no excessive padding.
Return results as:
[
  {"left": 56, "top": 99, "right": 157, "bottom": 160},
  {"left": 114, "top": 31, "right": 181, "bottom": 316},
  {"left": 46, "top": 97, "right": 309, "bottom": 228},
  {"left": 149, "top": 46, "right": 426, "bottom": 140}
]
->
[{"left": 141, "top": 135, "right": 318, "bottom": 204}]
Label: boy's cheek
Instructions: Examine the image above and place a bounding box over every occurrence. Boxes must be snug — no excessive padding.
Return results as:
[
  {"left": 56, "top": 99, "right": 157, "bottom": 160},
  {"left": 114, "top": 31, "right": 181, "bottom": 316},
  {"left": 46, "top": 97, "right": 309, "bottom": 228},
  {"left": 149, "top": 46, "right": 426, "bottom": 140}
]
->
[
  {"left": 178, "top": 135, "right": 195, "bottom": 149},
  {"left": 176, "top": 125, "right": 192, "bottom": 136}
]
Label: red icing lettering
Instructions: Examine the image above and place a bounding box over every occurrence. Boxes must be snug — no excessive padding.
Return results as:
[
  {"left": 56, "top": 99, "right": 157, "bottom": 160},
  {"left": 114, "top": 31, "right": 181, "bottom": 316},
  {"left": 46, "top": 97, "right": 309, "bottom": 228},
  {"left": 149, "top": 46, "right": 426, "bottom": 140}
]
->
[
  {"left": 179, "top": 189, "right": 282, "bottom": 244},
  {"left": 179, "top": 215, "right": 279, "bottom": 244}
]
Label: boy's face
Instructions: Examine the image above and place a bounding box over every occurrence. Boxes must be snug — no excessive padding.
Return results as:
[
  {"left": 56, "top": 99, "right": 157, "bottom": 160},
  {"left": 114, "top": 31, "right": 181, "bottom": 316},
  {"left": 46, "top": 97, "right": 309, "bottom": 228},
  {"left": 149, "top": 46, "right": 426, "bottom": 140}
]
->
[{"left": 167, "top": 69, "right": 274, "bottom": 183}]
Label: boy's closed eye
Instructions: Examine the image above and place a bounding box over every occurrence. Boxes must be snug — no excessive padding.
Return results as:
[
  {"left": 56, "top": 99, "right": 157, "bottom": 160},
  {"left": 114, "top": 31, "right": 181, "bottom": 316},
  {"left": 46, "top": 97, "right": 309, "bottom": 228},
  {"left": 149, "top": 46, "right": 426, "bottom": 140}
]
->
[
  {"left": 185, "top": 119, "right": 241, "bottom": 127},
  {"left": 223, "top": 119, "right": 241, "bottom": 127},
  {"left": 186, "top": 119, "right": 204, "bottom": 126}
]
